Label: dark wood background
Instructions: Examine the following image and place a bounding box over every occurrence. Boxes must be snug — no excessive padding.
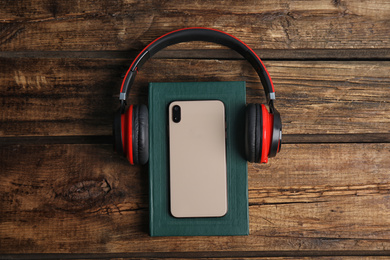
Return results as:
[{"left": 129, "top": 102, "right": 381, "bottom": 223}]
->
[{"left": 1, "top": 0, "right": 389, "bottom": 258}]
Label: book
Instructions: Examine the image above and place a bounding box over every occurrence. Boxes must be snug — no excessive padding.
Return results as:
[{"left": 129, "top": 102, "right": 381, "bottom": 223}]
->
[{"left": 148, "top": 81, "right": 248, "bottom": 236}]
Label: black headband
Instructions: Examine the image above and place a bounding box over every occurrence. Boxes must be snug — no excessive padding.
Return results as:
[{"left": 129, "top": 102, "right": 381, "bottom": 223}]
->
[{"left": 119, "top": 27, "right": 275, "bottom": 110}]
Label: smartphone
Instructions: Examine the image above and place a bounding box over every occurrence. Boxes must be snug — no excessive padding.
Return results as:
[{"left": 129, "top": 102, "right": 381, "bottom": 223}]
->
[{"left": 168, "top": 100, "right": 227, "bottom": 218}]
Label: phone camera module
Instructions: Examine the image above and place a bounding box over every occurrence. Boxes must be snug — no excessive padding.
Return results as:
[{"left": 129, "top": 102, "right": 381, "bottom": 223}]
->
[{"left": 172, "top": 105, "right": 181, "bottom": 123}]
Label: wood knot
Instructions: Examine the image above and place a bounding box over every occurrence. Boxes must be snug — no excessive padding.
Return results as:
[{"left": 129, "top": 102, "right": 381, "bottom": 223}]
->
[
  {"left": 47, "top": 0, "right": 59, "bottom": 17},
  {"left": 332, "top": 0, "right": 341, "bottom": 7},
  {"left": 52, "top": 179, "right": 112, "bottom": 213},
  {"left": 65, "top": 179, "right": 111, "bottom": 201}
]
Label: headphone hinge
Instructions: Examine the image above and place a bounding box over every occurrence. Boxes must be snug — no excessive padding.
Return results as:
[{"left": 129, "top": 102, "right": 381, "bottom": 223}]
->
[
  {"left": 268, "top": 99, "right": 275, "bottom": 113},
  {"left": 120, "top": 100, "right": 127, "bottom": 113}
]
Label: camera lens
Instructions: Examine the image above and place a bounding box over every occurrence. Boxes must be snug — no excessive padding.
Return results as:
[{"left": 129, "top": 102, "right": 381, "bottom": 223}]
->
[{"left": 172, "top": 105, "right": 181, "bottom": 123}]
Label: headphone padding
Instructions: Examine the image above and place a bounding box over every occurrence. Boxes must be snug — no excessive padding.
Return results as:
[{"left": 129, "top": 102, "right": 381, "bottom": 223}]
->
[
  {"left": 245, "top": 104, "right": 256, "bottom": 162},
  {"left": 132, "top": 105, "right": 140, "bottom": 165},
  {"left": 133, "top": 104, "right": 149, "bottom": 165},
  {"left": 269, "top": 108, "right": 282, "bottom": 157}
]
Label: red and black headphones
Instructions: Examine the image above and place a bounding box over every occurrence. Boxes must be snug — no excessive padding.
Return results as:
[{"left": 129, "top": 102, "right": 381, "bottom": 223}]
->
[{"left": 113, "top": 27, "right": 282, "bottom": 165}]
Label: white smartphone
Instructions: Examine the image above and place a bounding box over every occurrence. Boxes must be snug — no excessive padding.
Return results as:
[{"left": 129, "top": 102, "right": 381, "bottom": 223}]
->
[{"left": 168, "top": 100, "right": 227, "bottom": 218}]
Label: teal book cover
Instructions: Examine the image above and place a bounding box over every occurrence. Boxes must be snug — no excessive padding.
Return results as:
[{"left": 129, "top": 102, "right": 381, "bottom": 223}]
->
[{"left": 148, "top": 81, "right": 248, "bottom": 236}]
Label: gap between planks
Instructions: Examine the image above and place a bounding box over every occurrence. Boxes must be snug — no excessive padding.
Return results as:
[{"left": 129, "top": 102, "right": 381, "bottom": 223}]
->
[
  {"left": 0, "top": 133, "right": 389, "bottom": 145},
  {"left": 0, "top": 49, "right": 389, "bottom": 60}
]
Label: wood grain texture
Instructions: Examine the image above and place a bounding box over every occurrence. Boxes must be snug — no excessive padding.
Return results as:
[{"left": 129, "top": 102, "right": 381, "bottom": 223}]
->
[
  {"left": 3, "top": 254, "right": 390, "bottom": 259},
  {"left": 2, "top": 255, "right": 390, "bottom": 259},
  {"left": 1, "top": 0, "right": 389, "bottom": 257},
  {"left": 1, "top": 143, "right": 389, "bottom": 253},
  {"left": 1, "top": 58, "right": 389, "bottom": 137},
  {"left": 0, "top": 0, "right": 389, "bottom": 51}
]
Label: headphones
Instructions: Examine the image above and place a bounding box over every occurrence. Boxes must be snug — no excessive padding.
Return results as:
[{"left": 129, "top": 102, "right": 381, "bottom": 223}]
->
[{"left": 113, "top": 27, "right": 282, "bottom": 165}]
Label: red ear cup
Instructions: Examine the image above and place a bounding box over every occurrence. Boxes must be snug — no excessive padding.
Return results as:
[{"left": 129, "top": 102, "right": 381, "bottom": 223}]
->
[
  {"left": 260, "top": 104, "right": 273, "bottom": 163},
  {"left": 245, "top": 103, "right": 281, "bottom": 163},
  {"left": 122, "top": 105, "right": 135, "bottom": 164},
  {"left": 113, "top": 104, "right": 149, "bottom": 165}
]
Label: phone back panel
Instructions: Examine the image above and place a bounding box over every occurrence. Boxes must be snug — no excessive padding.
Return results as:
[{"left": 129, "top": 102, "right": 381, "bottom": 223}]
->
[{"left": 168, "top": 100, "right": 227, "bottom": 218}]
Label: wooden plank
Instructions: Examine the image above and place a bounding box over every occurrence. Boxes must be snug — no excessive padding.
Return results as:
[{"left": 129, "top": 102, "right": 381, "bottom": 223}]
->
[
  {"left": 1, "top": 58, "right": 389, "bottom": 137},
  {"left": 1, "top": 143, "right": 390, "bottom": 253},
  {"left": 2, "top": 254, "right": 390, "bottom": 259},
  {"left": 0, "top": 0, "right": 390, "bottom": 51}
]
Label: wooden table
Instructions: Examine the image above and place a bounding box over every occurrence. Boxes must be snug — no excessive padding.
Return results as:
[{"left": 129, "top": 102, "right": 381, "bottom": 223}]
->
[{"left": 1, "top": 0, "right": 390, "bottom": 258}]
